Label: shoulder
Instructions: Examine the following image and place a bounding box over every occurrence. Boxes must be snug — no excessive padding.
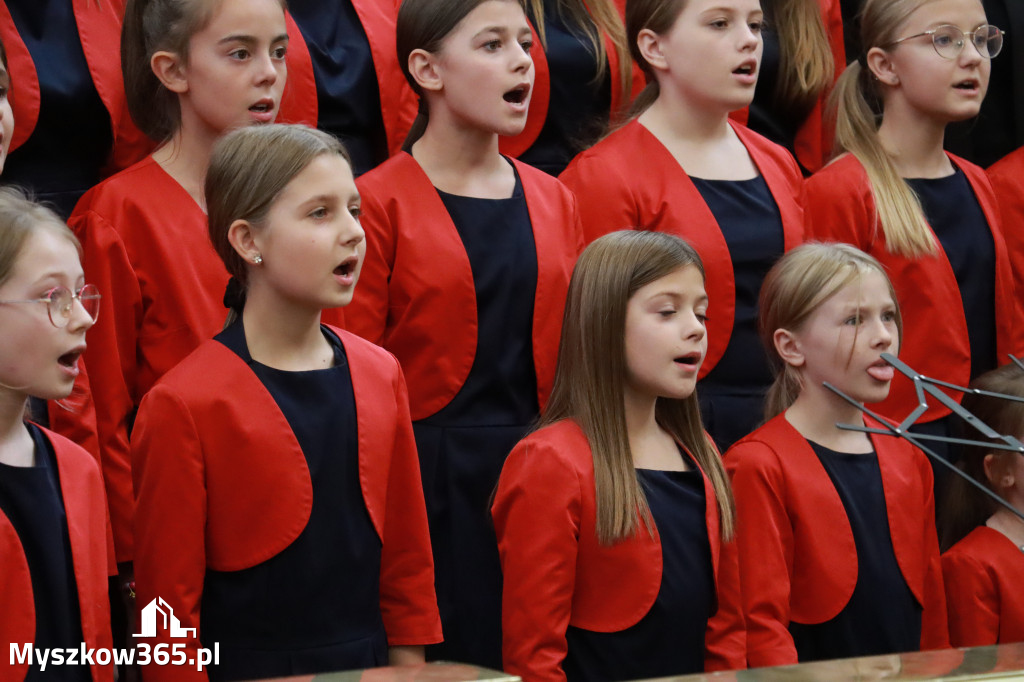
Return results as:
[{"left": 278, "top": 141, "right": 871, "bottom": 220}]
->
[
  {"left": 39, "top": 427, "right": 103, "bottom": 479},
  {"left": 724, "top": 417, "right": 792, "bottom": 474},
  {"left": 145, "top": 338, "right": 238, "bottom": 399},
  {"left": 505, "top": 420, "right": 592, "bottom": 478},
  {"left": 733, "top": 122, "right": 800, "bottom": 172},
  {"left": 72, "top": 156, "right": 167, "bottom": 213},
  {"left": 330, "top": 325, "right": 401, "bottom": 373},
  {"left": 806, "top": 153, "right": 868, "bottom": 192},
  {"left": 942, "top": 528, "right": 999, "bottom": 572},
  {"left": 356, "top": 152, "right": 423, "bottom": 192},
  {"left": 988, "top": 147, "right": 1024, "bottom": 183}
]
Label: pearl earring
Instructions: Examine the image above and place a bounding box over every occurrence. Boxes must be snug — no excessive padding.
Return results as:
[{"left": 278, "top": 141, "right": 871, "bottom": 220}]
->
[{"left": 253, "top": 254, "right": 263, "bottom": 265}]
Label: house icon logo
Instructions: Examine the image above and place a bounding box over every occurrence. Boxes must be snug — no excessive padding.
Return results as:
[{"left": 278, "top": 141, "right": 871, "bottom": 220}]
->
[{"left": 133, "top": 597, "right": 197, "bottom": 638}]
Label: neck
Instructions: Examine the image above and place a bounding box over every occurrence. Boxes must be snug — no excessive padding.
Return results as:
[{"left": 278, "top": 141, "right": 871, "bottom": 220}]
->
[
  {"left": 0, "top": 390, "right": 34, "bottom": 467},
  {"left": 623, "top": 386, "right": 660, "bottom": 446},
  {"left": 988, "top": 506, "right": 1024, "bottom": 548},
  {"left": 877, "top": 103, "right": 952, "bottom": 178},
  {"left": 638, "top": 89, "right": 734, "bottom": 144},
  {"left": 240, "top": 283, "right": 333, "bottom": 371},
  {"left": 411, "top": 112, "right": 508, "bottom": 195},
  {"left": 784, "top": 381, "right": 873, "bottom": 453},
  {"left": 152, "top": 120, "right": 221, "bottom": 211}
]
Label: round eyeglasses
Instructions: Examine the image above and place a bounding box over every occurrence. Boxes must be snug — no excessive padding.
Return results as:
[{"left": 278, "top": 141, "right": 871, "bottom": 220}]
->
[
  {"left": 885, "top": 24, "right": 1004, "bottom": 60},
  {"left": 0, "top": 284, "right": 101, "bottom": 328}
]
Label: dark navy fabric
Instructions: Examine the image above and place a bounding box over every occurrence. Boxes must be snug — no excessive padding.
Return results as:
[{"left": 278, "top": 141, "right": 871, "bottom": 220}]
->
[
  {"left": 287, "top": 0, "right": 387, "bottom": 177},
  {"left": 907, "top": 168, "right": 997, "bottom": 381},
  {"left": 416, "top": 165, "right": 538, "bottom": 668},
  {"left": 4, "top": 0, "right": 112, "bottom": 218},
  {"left": 205, "top": 320, "right": 385, "bottom": 681},
  {"left": 691, "top": 175, "right": 784, "bottom": 451},
  {"left": 519, "top": 2, "right": 611, "bottom": 176},
  {"left": 789, "top": 441, "right": 922, "bottom": 661},
  {"left": 564, "top": 457, "right": 714, "bottom": 681},
  {"left": 0, "top": 423, "right": 88, "bottom": 681}
]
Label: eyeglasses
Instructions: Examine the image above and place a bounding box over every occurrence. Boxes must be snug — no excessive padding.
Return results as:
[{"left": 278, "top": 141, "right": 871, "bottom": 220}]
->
[
  {"left": 0, "top": 284, "right": 101, "bottom": 328},
  {"left": 886, "top": 24, "right": 1004, "bottom": 60}
]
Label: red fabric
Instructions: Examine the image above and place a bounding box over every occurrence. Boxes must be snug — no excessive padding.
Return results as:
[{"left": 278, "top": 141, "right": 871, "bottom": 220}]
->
[
  {"left": 943, "top": 525, "right": 1024, "bottom": 647},
  {"left": 559, "top": 119, "right": 804, "bottom": 379},
  {"left": 1, "top": 428, "right": 114, "bottom": 682},
  {"left": 492, "top": 420, "right": 745, "bottom": 682},
  {"left": 804, "top": 153, "right": 1024, "bottom": 424},
  {"left": 275, "top": 11, "right": 319, "bottom": 128},
  {"left": 349, "top": 152, "right": 581, "bottom": 420},
  {"left": 724, "top": 414, "right": 949, "bottom": 667},
  {"left": 498, "top": 2, "right": 643, "bottom": 157},
  {"left": 986, "top": 147, "right": 1024, "bottom": 325},
  {"left": 131, "top": 329, "right": 441, "bottom": 682},
  {"left": 729, "top": 0, "right": 845, "bottom": 173},
  {"left": 0, "top": 0, "right": 153, "bottom": 170}
]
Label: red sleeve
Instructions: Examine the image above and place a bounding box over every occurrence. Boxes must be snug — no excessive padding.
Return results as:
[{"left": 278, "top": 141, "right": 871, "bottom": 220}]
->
[
  {"left": 724, "top": 441, "right": 799, "bottom": 667},
  {"left": 492, "top": 438, "right": 582, "bottom": 682},
  {"left": 559, "top": 152, "right": 641, "bottom": 246},
  {"left": 803, "top": 161, "right": 873, "bottom": 247},
  {"left": 69, "top": 204, "right": 142, "bottom": 563},
  {"left": 378, "top": 360, "right": 443, "bottom": 645},
  {"left": 704, "top": 533, "right": 748, "bottom": 670},
  {"left": 941, "top": 548, "right": 999, "bottom": 647},
  {"left": 345, "top": 183, "right": 394, "bottom": 344},
  {"left": 917, "top": 454, "right": 950, "bottom": 650},
  {"left": 131, "top": 386, "right": 209, "bottom": 682}
]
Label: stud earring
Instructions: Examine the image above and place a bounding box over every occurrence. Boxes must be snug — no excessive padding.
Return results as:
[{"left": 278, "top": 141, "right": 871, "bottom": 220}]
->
[{"left": 253, "top": 254, "right": 263, "bottom": 265}]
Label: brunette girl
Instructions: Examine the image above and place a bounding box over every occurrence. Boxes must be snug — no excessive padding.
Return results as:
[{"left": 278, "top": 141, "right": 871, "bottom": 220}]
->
[
  {"left": 493, "top": 230, "right": 744, "bottom": 681},
  {"left": 559, "top": 0, "right": 805, "bottom": 452},
  {"left": 940, "top": 362, "right": 1024, "bottom": 646},
  {"left": 805, "top": 0, "right": 1023, "bottom": 473},
  {"left": 131, "top": 124, "right": 440, "bottom": 682},
  {"left": 347, "top": 0, "right": 581, "bottom": 666},
  {"left": 726, "top": 242, "right": 948, "bottom": 666},
  {"left": 0, "top": 188, "right": 111, "bottom": 681}
]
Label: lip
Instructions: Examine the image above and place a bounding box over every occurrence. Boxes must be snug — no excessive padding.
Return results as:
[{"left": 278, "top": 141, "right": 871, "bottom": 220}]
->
[
  {"left": 732, "top": 59, "right": 759, "bottom": 85},
  {"left": 503, "top": 82, "right": 532, "bottom": 114},
  {"left": 333, "top": 254, "right": 360, "bottom": 288},
  {"left": 866, "top": 358, "right": 894, "bottom": 382},
  {"left": 58, "top": 345, "right": 86, "bottom": 378},
  {"left": 673, "top": 351, "right": 703, "bottom": 375},
  {"left": 248, "top": 97, "right": 277, "bottom": 124}
]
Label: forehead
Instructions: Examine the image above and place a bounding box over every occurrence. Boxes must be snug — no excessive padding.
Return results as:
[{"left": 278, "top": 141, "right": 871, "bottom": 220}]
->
[
  {"left": 900, "top": 0, "right": 987, "bottom": 30},
  {"left": 449, "top": 0, "right": 529, "bottom": 37},
  {"left": 276, "top": 154, "right": 356, "bottom": 201},
  {"left": 820, "top": 268, "right": 894, "bottom": 308},
  {"left": 4, "top": 227, "right": 82, "bottom": 285},
  {"left": 632, "top": 263, "right": 706, "bottom": 299}
]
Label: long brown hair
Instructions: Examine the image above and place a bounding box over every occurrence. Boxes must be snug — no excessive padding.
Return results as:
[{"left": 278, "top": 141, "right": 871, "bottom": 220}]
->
[
  {"left": 758, "top": 242, "right": 902, "bottom": 419},
  {"left": 939, "top": 363, "right": 1024, "bottom": 551},
  {"left": 830, "top": 0, "right": 939, "bottom": 257},
  {"left": 624, "top": 0, "right": 685, "bottom": 117},
  {"left": 205, "top": 124, "right": 350, "bottom": 325},
  {"left": 543, "top": 230, "right": 734, "bottom": 545},
  {"left": 766, "top": 0, "right": 835, "bottom": 119},
  {"left": 397, "top": 0, "right": 527, "bottom": 150}
]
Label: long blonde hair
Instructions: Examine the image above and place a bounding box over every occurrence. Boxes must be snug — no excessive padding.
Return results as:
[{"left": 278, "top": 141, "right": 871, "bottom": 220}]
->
[
  {"left": 542, "top": 230, "right": 735, "bottom": 545},
  {"left": 830, "top": 0, "right": 939, "bottom": 257},
  {"left": 526, "top": 0, "right": 632, "bottom": 114},
  {"left": 768, "top": 0, "right": 835, "bottom": 119},
  {"left": 759, "top": 242, "right": 902, "bottom": 419}
]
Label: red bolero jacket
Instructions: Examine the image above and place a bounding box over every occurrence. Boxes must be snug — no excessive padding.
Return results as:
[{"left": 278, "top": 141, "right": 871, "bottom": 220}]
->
[
  {"left": 492, "top": 419, "right": 746, "bottom": 682},
  {"left": 987, "top": 146, "right": 1024, "bottom": 322},
  {"left": 131, "top": 328, "right": 441, "bottom": 682},
  {"left": 559, "top": 119, "right": 804, "bottom": 380},
  {"left": 804, "top": 152, "right": 1024, "bottom": 424},
  {"left": 499, "top": 0, "right": 644, "bottom": 158},
  {"left": 725, "top": 414, "right": 949, "bottom": 667},
  {"left": 942, "top": 525, "right": 1024, "bottom": 647},
  {"left": 282, "top": 0, "right": 415, "bottom": 155},
  {"left": 349, "top": 152, "right": 582, "bottom": 421},
  {"left": 1, "top": 427, "right": 114, "bottom": 682}
]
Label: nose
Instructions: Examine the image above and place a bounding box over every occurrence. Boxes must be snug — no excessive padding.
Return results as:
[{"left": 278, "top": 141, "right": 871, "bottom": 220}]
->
[
  {"left": 738, "top": 22, "right": 761, "bottom": 51},
  {"left": 513, "top": 41, "right": 533, "bottom": 73},
  {"left": 342, "top": 217, "right": 365, "bottom": 247},
  {"left": 871, "top": 317, "right": 894, "bottom": 350},
  {"left": 67, "top": 296, "right": 96, "bottom": 333},
  {"left": 685, "top": 311, "right": 707, "bottom": 342},
  {"left": 255, "top": 50, "right": 280, "bottom": 86}
]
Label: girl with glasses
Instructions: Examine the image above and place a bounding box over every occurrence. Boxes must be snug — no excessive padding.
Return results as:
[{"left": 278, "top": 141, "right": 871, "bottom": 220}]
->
[
  {"left": 805, "top": 0, "right": 1024, "bottom": 489},
  {"left": 0, "top": 187, "right": 112, "bottom": 681}
]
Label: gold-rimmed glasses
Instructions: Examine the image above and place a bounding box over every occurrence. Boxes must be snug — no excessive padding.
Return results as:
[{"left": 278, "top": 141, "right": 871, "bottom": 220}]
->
[
  {"left": 0, "top": 284, "right": 101, "bottom": 328},
  {"left": 885, "top": 24, "right": 1004, "bottom": 60}
]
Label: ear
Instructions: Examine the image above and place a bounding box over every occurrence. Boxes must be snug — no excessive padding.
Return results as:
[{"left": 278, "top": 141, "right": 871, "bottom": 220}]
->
[
  {"left": 983, "top": 453, "right": 1014, "bottom": 490},
  {"left": 773, "top": 328, "right": 805, "bottom": 368},
  {"left": 227, "top": 219, "right": 262, "bottom": 265},
  {"left": 866, "top": 46, "right": 899, "bottom": 87},
  {"left": 636, "top": 28, "right": 668, "bottom": 74},
  {"left": 150, "top": 50, "right": 189, "bottom": 94},
  {"left": 408, "top": 48, "right": 443, "bottom": 94}
]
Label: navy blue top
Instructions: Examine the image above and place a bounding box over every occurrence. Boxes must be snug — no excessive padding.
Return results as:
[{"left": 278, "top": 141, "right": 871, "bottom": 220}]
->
[
  {"left": 204, "top": 321, "right": 385, "bottom": 681},
  {"left": 790, "top": 441, "right": 922, "bottom": 661},
  {"left": 691, "top": 175, "right": 784, "bottom": 448},
  {"left": 4, "top": 0, "right": 113, "bottom": 218},
  {"left": 906, "top": 168, "right": 997, "bottom": 379},
  {"left": 0, "top": 423, "right": 88, "bottom": 681},
  {"left": 287, "top": 0, "right": 388, "bottom": 177},
  {"left": 519, "top": 2, "right": 611, "bottom": 176},
  {"left": 564, "top": 458, "right": 714, "bottom": 681},
  {"left": 430, "top": 165, "right": 539, "bottom": 425},
  {"left": 747, "top": 27, "right": 805, "bottom": 173}
]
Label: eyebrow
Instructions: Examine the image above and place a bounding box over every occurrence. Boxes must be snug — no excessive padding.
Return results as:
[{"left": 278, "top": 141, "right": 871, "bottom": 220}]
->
[
  {"left": 649, "top": 291, "right": 709, "bottom": 304},
  {"left": 217, "top": 32, "right": 289, "bottom": 46}
]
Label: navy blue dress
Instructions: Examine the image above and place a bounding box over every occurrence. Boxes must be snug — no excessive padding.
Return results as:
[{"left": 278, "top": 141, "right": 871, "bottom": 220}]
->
[
  {"left": 564, "top": 456, "right": 715, "bottom": 681},
  {"left": 906, "top": 169, "right": 996, "bottom": 481},
  {"left": 4, "top": 0, "right": 112, "bottom": 218},
  {"left": 519, "top": 2, "right": 611, "bottom": 176},
  {"left": 202, "top": 321, "right": 386, "bottom": 681},
  {"left": 287, "top": 0, "right": 388, "bottom": 177},
  {"left": 415, "top": 166, "right": 538, "bottom": 668},
  {"left": 691, "top": 175, "right": 785, "bottom": 452},
  {"left": 789, "top": 441, "right": 922, "bottom": 661},
  {"left": 0, "top": 423, "right": 89, "bottom": 681}
]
